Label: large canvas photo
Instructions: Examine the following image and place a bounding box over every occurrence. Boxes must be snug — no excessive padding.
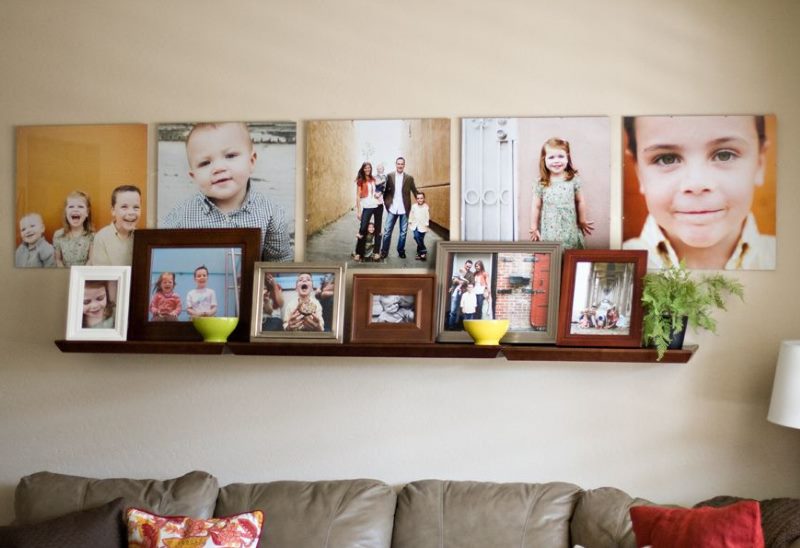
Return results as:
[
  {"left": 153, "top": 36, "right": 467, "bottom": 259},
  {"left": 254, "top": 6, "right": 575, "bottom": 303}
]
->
[
  {"left": 622, "top": 114, "right": 776, "bottom": 270},
  {"left": 15, "top": 124, "right": 148, "bottom": 268},
  {"left": 305, "top": 118, "right": 451, "bottom": 268},
  {"left": 157, "top": 121, "right": 297, "bottom": 262},
  {"left": 461, "top": 117, "right": 610, "bottom": 249}
]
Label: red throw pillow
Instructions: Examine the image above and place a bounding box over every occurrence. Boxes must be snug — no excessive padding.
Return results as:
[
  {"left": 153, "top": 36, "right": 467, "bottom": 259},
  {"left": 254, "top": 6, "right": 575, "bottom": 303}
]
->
[{"left": 629, "top": 500, "right": 764, "bottom": 548}]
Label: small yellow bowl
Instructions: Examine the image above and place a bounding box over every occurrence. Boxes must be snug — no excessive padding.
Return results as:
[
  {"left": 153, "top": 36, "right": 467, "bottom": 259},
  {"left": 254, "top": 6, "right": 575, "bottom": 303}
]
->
[
  {"left": 192, "top": 317, "right": 239, "bottom": 343},
  {"left": 463, "top": 319, "right": 510, "bottom": 346}
]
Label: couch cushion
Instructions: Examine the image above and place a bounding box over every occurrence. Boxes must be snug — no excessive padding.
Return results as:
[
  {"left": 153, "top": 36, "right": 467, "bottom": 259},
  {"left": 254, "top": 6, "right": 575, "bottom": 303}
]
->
[
  {"left": 126, "top": 507, "right": 263, "bottom": 547},
  {"left": 695, "top": 495, "right": 800, "bottom": 548},
  {"left": 0, "top": 497, "right": 126, "bottom": 547},
  {"left": 216, "top": 479, "right": 396, "bottom": 548},
  {"left": 630, "top": 501, "right": 764, "bottom": 548},
  {"left": 14, "top": 470, "right": 219, "bottom": 525},
  {"left": 390, "top": 480, "right": 581, "bottom": 548},
  {"left": 569, "top": 487, "right": 658, "bottom": 548}
]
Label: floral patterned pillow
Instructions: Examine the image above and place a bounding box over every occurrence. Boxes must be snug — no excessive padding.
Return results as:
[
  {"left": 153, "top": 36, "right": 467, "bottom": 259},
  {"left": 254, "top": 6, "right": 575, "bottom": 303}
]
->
[{"left": 126, "top": 507, "right": 263, "bottom": 547}]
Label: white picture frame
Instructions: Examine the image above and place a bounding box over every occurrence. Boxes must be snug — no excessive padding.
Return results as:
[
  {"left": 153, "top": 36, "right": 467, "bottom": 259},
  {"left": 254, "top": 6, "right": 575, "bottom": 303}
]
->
[{"left": 66, "top": 266, "right": 131, "bottom": 341}]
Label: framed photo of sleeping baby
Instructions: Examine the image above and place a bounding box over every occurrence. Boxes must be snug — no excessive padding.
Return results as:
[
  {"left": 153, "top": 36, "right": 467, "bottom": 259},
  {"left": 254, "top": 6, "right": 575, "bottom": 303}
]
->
[
  {"left": 250, "top": 263, "right": 345, "bottom": 343},
  {"left": 127, "top": 228, "right": 261, "bottom": 342},
  {"left": 349, "top": 273, "right": 436, "bottom": 344},
  {"left": 66, "top": 266, "right": 131, "bottom": 341}
]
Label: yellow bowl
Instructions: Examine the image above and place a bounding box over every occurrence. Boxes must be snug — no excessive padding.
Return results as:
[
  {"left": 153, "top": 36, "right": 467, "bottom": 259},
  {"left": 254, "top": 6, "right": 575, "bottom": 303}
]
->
[
  {"left": 192, "top": 317, "right": 239, "bottom": 343},
  {"left": 462, "top": 319, "right": 510, "bottom": 346}
]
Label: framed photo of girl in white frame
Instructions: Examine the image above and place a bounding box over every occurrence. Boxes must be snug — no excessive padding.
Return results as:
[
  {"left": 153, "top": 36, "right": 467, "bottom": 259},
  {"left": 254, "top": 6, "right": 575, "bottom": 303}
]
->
[{"left": 66, "top": 266, "right": 131, "bottom": 341}]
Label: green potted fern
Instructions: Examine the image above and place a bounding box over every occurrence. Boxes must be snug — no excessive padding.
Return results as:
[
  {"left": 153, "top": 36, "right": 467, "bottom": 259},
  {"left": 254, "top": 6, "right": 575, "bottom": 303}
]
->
[{"left": 641, "top": 263, "right": 744, "bottom": 360}]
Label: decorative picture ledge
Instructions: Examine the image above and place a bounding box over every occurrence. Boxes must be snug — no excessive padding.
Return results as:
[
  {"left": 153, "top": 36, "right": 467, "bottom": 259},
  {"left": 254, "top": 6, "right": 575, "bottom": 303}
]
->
[{"left": 54, "top": 340, "right": 697, "bottom": 363}]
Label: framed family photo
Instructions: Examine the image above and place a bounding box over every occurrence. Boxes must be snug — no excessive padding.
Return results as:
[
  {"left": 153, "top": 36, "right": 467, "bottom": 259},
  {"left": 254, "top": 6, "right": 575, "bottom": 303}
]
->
[
  {"left": 127, "top": 228, "right": 260, "bottom": 342},
  {"left": 250, "top": 263, "right": 345, "bottom": 343},
  {"left": 435, "top": 241, "right": 562, "bottom": 344},
  {"left": 350, "top": 273, "right": 435, "bottom": 344},
  {"left": 66, "top": 266, "right": 131, "bottom": 341},
  {"left": 556, "top": 249, "right": 647, "bottom": 348}
]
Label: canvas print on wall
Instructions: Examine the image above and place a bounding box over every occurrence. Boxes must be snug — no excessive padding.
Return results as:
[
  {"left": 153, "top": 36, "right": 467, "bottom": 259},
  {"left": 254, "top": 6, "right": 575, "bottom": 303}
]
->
[
  {"left": 156, "top": 121, "right": 297, "bottom": 262},
  {"left": 305, "top": 118, "right": 451, "bottom": 268},
  {"left": 15, "top": 124, "right": 148, "bottom": 268},
  {"left": 622, "top": 114, "right": 776, "bottom": 270},
  {"left": 461, "top": 117, "right": 610, "bottom": 249}
]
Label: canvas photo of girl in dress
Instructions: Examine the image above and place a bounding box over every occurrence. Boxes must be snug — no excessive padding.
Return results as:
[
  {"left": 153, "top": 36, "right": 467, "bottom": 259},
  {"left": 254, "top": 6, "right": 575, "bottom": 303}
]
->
[{"left": 461, "top": 117, "right": 610, "bottom": 249}]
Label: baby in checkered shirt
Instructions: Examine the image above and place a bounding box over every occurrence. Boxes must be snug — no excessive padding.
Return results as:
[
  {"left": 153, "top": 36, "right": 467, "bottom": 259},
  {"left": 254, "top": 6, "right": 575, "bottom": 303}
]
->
[{"left": 163, "top": 122, "right": 292, "bottom": 262}]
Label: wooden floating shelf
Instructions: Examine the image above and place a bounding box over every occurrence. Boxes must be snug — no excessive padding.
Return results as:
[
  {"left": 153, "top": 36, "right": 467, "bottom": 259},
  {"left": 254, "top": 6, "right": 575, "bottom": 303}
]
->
[
  {"left": 55, "top": 340, "right": 226, "bottom": 355},
  {"left": 227, "top": 342, "right": 501, "bottom": 359},
  {"left": 55, "top": 340, "right": 696, "bottom": 363},
  {"left": 501, "top": 344, "right": 697, "bottom": 363}
]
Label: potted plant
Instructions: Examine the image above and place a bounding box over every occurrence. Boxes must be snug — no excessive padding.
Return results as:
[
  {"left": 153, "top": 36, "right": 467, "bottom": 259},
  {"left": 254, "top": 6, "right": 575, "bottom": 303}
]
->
[{"left": 641, "top": 262, "right": 744, "bottom": 360}]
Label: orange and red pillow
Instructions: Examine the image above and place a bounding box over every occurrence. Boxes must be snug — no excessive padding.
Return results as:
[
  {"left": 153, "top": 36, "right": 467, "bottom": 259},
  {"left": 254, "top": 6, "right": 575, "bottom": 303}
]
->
[
  {"left": 126, "top": 507, "right": 263, "bottom": 548},
  {"left": 629, "top": 500, "right": 764, "bottom": 548}
]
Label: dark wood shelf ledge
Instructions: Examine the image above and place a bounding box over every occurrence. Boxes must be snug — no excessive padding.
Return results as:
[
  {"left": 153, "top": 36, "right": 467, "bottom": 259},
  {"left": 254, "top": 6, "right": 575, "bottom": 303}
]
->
[
  {"left": 55, "top": 340, "right": 696, "bottom": 362},
  {"left": 55, "top": 340, "right": 226, "bottom": 355},
  {"left": 227, "top": 341, "right": 501, "bottom": 359},
  {"left": 502, "top": 344, "right": 697, "bottom": 363}
]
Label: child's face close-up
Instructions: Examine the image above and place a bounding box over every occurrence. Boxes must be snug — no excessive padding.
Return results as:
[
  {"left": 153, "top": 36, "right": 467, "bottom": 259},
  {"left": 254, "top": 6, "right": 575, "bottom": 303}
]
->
[
  {"left": 19, "top": 216, "right": 45, "bottom": 245},
  {"left": 111, "top": 191, "right": 141, "bottom": 233},
  {"left": 416, "top": 194, "right": 425, "bottom": 205},
  {"left": 65, "top": 198, "right": 89, "bottom": 229},
  {"left": 296, "top": 274, "right": 313, "bottom": 296},
  {"left": 544, "top": 145, "right": 569, "bottom": 176},
  {"left": 83, "top": 286, "right": 108, "bottom": 325},
  {"left": 633, "top": 116, "right": 764, "bottom": 250},
  {"left": 187, "top": 124, "right": 256, "bottom": 209},
  {"left": 194, "top": 269, "right": 208, "bottom": 288},
  {"left": 161, "top": 275, "right": 174, "bottom": 292}
]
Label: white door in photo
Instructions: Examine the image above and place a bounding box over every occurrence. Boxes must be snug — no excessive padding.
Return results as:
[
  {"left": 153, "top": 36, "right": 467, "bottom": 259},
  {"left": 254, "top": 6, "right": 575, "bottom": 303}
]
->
[{"left": 461, "top": 118, "right": 518, "bottom": 241}]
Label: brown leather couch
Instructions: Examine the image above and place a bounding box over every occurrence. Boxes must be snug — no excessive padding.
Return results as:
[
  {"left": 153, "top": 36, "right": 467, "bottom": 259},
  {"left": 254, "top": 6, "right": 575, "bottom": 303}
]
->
[{"left": 6, "top": 470, "right": 786, "bottom": 547}]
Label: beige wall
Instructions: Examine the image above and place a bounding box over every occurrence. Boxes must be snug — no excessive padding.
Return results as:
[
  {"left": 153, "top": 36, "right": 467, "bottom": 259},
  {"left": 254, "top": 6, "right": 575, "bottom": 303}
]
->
[
  {"left": 1, "top": 0, "right": 799, "bottom": 525},
  {"left": 305, "top": 120, "right": 357, "bottom": 235}
]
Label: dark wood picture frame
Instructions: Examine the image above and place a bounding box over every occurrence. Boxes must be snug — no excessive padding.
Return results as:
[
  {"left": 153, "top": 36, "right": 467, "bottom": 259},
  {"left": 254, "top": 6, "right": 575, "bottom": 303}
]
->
[
  {"left": 556, "top": 249, "right": 647, "bottom": 348},
  {"left": 128, "top": 228, "right": 260, "bottom": 342},
  {"left": 350, "top": 273, "right": 436, "bottom": 344}
]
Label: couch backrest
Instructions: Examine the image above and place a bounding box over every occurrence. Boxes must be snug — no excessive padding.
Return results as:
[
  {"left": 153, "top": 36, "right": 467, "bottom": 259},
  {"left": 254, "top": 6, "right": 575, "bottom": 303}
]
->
[
  {"left": 215, "top": 479, "right": 396, "bottom": 548},
  {"left": 570, "top": 486, "right": 656, "bottom": 548},
  {"left": 13, "top": 470, "right": 219, "bottom": 525},
  {"left": 391, "top": 480, "right": 582, "bottom": 548}
]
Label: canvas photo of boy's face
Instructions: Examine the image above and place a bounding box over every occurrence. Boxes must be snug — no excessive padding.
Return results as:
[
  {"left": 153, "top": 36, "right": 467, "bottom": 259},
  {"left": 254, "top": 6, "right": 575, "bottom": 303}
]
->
[
  {"left": 633, "top": 116, "right": 764, "bottom": 251},
  {"left": 623, "top": 114, "right": 776, "bottom": 270}
]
